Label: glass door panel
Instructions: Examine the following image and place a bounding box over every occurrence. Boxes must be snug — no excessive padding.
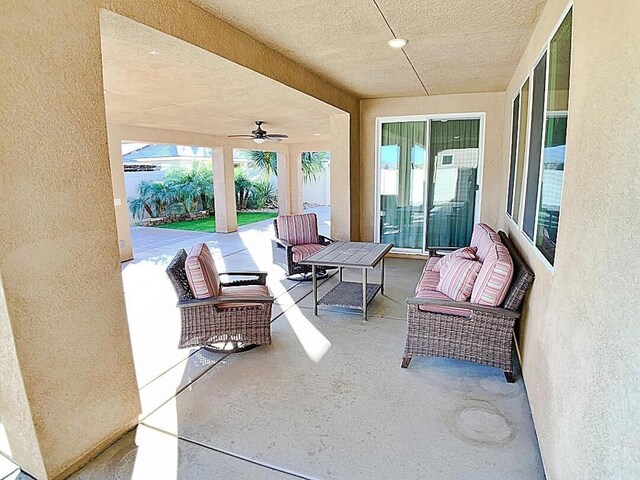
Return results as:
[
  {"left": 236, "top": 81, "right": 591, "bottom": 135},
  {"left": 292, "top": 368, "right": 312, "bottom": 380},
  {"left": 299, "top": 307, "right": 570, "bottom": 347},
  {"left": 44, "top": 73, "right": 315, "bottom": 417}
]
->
[
  {"left": 426, "top": 119, "right": 480, "bottom": 249},
  {"left": 379, "top": 121, "right": 426, "bottom": 249}
]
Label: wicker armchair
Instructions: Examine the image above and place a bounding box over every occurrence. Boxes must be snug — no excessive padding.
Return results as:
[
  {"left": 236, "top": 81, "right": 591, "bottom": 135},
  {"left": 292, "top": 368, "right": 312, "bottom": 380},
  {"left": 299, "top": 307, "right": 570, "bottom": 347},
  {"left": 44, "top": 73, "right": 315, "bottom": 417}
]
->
[
  {"left": 166, "top": 248, "right": 274, "bottom": 352},
  {"left": 402, "top": 231, "right": 534, "bottom": 382},
  {"left": 271, "top": 212, "right": 335, "bottom": 279}
]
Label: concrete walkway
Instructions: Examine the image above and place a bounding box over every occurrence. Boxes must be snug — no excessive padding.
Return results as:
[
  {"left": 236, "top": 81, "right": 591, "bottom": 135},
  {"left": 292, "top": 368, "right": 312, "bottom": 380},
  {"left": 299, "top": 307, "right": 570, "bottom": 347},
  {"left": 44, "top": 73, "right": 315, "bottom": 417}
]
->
[{"left": 66, "top": 205, "right": 544, "bottom": 480}]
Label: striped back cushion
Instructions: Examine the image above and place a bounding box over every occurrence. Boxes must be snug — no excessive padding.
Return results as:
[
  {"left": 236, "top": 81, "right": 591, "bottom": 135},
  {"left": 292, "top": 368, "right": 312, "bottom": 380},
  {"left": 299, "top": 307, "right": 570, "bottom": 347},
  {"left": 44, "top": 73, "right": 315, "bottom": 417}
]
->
[
  {"left": 276, "top": 213, "right": 319, "bottom": 246},
  {"left": 436, "top": 257, "right": 482, "bottom": 302},
  {"left": 471, "top": 223, "right": 501, "bottom": 262},
  {"left": 185, "top": 243, "right": 220, "bottom": 299},
  {"left": 471, "top": 243, "right": 514, "bottom": 306},
  {"left": 432, "top": 246, "right": 477, "bottom": 272}
]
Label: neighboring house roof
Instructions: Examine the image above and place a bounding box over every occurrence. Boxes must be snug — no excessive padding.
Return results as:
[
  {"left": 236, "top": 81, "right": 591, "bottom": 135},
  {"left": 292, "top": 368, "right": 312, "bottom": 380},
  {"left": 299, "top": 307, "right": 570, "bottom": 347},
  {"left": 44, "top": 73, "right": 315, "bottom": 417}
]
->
[{"left": 123, "top": 144, "right": 212, "bottom": 161}]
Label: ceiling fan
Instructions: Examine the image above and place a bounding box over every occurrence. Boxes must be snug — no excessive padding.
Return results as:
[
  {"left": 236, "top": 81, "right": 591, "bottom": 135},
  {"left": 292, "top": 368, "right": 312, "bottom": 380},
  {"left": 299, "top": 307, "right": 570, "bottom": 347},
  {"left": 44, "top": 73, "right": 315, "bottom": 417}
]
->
[{"left": 228, "top": 121, "right": 288, "bottom": 144}]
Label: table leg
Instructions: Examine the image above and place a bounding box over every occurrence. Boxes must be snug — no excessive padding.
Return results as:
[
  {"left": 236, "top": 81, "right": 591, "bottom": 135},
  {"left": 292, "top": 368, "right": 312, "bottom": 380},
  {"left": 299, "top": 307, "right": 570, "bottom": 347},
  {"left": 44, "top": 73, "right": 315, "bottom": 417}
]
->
[
  {"left": 312, "top": 265, "right": 317, "bottom": 316},
  {"left": 381, "top": 257, "right": 385, "bottom": 295},
  {"left": 362, "top": 268, "right": 368, "bottom": 321}
]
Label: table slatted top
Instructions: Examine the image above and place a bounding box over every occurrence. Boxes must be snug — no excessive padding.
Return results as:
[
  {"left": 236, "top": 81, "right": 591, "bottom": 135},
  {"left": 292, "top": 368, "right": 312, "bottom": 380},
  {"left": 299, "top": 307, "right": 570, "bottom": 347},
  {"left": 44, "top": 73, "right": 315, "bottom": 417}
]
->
[{"left": 299, "top": 242, "right": 393, "bottom": 268}]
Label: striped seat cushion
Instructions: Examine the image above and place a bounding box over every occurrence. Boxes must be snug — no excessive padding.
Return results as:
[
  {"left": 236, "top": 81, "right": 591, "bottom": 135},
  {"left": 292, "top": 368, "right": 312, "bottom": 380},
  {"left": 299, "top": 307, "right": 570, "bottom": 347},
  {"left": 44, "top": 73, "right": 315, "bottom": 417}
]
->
[
  {"left": 414, "top": 268, "right": 472, "bottom": 317},
  {"left": 424, "top": 256, "right": 441, "bottom": 271},
  {"left": 416, "top": 267, "right": 440, "bottom": 293},
  {"left": 276, "top": 213, "right": 319, "bottom": 246},
  {"left": 291, "top": 243, "right": 325, "bottom": 262},
  {"left": 470, "top": 223, "right": 501, "bottom": 262},
  {"left": 471, "top": 243, "right": 514, "bottom": 306},
  {"left": 218, "top": 284, "right": 271, "bottom": 310},
  {"left": 432, "top": 246, "right": 477, "bottom": 272},
  {"left": 436, "top": 257, "right": 482, "bottom": 302},
  {"left": 415, "top": 287, "right": 472, "bottom": 317},
  {"left": 185, "top": 243, "right": 220, "bottom": 299}
]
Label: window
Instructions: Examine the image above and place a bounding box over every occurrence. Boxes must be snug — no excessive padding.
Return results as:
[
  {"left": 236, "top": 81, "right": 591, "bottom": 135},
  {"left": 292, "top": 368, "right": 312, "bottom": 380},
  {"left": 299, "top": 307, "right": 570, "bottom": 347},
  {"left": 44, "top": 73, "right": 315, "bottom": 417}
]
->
[
  {"left": 513, "top": 79, "right": 530, "bottom": 224},
  {"left": 535, "top": 9, "right": 572, "bottom": 264},
  {"left": 506, "top": 95, "right": 520, "bottom": 217},
  {"left": 519, "top": 7, "right": 572, "bottom": 267},
  {"left": 523, "top": 52, "right": 547, "bottom": 241}
]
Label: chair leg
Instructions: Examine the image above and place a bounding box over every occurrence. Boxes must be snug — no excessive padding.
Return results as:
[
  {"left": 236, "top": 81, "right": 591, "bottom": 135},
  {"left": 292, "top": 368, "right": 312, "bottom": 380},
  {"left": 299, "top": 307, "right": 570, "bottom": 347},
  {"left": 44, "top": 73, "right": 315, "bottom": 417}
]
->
[
  {"left": 401, "top": 356, "right": 412, "bottom": 368},
  {"left": 504, "top": 371, "right": 515, "bottom": 383}
]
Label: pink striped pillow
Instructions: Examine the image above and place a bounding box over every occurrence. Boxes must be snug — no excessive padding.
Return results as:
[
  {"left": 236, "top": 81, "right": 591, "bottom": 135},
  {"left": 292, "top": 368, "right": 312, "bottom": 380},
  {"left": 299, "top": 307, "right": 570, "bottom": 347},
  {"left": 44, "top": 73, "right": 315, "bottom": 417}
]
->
[
  {"left": 433, "top": 246, "right": 477, "bottom": 272},
  {"left": 471, "top": 243, "right": 514, "bottom": 306},
  {"left": 276, "top": 213, "right": 319, "bottom": 246},
  {"left": 185, "top": 243, "right": 220, "bottom": 299},
  {"left": 436, "top": 257, "right": 482, "bottom": 302}
]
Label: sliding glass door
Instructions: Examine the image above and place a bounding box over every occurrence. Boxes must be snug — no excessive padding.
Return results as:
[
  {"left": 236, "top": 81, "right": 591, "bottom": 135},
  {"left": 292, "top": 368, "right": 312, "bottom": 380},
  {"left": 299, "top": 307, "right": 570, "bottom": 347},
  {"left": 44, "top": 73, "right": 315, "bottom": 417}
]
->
[
  {"left": 377, "top": 116, "right": 482, "bottom": 252},
  {"left": 426, "top": 119, "right": 480, "bottom": 249},
  {"left": 379, "top": 121, "right": 426, "bottom": 250}
]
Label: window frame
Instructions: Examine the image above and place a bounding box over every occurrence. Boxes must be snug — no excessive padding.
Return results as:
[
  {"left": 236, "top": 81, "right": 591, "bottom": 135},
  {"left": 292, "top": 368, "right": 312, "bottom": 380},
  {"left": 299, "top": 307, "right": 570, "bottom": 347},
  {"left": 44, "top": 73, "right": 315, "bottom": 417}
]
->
[{"left": 506, "top": 2, "right": 573, "bottom": 273}]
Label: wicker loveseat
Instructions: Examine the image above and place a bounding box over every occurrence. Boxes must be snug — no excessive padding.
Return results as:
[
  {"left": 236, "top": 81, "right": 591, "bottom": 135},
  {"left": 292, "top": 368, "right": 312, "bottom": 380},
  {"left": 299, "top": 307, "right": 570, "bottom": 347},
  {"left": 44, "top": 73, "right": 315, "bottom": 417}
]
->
[
  {"left": 271, "top": 212, "right": 335, "bottom": 279},
  {"left": 402, "top": 225, "right": 534, "bottom": 382},
  {"left": 166, "top": 243, "right": 274, "bottom": 351}
]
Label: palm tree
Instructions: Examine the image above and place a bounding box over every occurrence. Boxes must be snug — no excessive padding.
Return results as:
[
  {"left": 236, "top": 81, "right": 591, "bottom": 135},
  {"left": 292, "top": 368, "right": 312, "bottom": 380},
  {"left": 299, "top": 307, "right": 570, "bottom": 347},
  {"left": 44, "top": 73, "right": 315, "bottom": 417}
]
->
[
  {"left": 165, "top": 161, "right": 214, "bottom": 213},
  {"left": 301, "top": 151, "right": 328, "bottom": 182},
  {"left": 249, "top": 150, "right": 327, "bottom": 182},
  {"left": 140, "top": 181, "right": 173, "bottom": 217},
  {"left": 248, "top": 151, "right": 277, "bottom": 179}
]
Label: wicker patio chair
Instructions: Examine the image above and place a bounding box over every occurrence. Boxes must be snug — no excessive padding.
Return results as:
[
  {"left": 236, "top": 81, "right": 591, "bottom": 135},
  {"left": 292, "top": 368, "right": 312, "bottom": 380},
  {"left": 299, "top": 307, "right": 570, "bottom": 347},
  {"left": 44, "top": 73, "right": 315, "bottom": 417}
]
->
[
  {"left": 166, "top": 247, "right": 274, "bottom": 352},
  {"left": 271, "top": 212, "right": 335, "bottom": 279},
  {"left": 402, "top": 231, "right": 534, "bottom": 382}
]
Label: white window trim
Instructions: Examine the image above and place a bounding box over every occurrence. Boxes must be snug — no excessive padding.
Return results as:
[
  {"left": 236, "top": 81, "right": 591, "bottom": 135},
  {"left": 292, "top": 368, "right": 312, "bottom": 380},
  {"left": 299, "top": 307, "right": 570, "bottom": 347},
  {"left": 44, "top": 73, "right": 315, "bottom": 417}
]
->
[{"left": 373, "top": 113, "right": 486, "bottom": 253}]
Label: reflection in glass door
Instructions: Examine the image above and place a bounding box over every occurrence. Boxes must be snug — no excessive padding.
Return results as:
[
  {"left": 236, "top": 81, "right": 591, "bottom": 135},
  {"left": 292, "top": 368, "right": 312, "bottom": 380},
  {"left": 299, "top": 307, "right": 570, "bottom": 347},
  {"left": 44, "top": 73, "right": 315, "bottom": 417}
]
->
[
  {"left": 377, "top": 117, "right": 482, "bottom": 252},
  {"left": 426, "top": 119, "right": 481, "bottom": 249},
  {"left": 378, "top": 121, "right": 426, "bottom": 250}
]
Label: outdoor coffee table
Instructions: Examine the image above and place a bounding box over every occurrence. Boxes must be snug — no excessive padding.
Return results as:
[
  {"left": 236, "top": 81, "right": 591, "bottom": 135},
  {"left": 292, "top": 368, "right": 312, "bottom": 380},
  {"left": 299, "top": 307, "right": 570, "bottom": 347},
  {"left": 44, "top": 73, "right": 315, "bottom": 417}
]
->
[{"left": 300, "top": 241, "right": 393, "bottom": 321}]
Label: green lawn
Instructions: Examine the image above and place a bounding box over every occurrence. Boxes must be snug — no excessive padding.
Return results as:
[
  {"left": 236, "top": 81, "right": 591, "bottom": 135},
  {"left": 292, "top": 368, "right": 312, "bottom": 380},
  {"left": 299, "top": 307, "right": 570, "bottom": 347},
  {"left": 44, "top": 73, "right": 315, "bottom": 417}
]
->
[{"left": 156, "top": 211, "right": 278, "bottom": 232}]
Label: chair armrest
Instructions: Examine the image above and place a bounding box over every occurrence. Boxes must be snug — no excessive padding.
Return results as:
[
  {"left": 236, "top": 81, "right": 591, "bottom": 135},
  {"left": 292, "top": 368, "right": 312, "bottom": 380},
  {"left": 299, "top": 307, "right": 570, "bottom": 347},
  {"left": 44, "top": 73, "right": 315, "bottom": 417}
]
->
[
  {"left": 319, "top": 235, "right": 334, "bottom": 245},
  {"left": 406, "top": 297, "right": 520, "bottom": 318},
  {"left": 219, "top": 271, "right": 268, "bottom": 286},
  {"left": 427, "top": 247, "right": 458, "bottom": 257},
  {"left": 177, "top": 296, "right": 274, "bottom": 308},
  {"left": 273, "top": 238, "right": 292, "bottom": 249}
]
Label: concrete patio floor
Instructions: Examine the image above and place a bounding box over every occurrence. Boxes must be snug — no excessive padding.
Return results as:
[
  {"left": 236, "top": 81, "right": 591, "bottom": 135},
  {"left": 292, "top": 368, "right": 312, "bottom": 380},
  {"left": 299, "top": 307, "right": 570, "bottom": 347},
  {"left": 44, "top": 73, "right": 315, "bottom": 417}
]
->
[{"left": 49, "top": 206, "right": 544, "bottom": 479}]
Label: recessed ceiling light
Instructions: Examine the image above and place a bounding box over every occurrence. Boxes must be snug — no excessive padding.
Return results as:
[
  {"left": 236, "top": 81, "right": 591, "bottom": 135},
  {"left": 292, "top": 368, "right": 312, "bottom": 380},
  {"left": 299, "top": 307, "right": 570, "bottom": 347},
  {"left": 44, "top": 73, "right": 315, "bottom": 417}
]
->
[
  {"left": 454, "top": 136, "right": 460, "bottom": 139},
  {"left": 388, "top": 38, "right": 408, "bottom": 49},
  {"left": 313, "top": 133, "right": 321, "bottom": 136},
  {"left": 150, "top": 50, "right": 160, "bottom": 55}
]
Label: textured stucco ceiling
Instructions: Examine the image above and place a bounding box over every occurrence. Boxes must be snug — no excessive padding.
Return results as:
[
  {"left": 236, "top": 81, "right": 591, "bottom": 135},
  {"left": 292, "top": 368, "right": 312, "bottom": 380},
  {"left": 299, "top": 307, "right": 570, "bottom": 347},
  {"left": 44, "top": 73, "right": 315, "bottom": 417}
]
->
[
  {"left": 191, "top": 0, "right": 547, "bottom": 97},
  {"left": 99, "top": 11, "right": 342, "bottom": 144}
]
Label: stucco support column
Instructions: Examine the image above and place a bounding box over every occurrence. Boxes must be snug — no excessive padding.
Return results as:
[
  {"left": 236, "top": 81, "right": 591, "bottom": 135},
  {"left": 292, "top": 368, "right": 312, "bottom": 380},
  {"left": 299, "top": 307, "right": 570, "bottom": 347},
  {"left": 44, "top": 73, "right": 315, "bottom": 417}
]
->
[
  {"left": 277, "top": 150, "right": 299, "bottom": 215},
  {"left": 0, "top": 2, "right": 140, "bottom": 478},
  {"left": 329, "top": 113, "right": 351, "bottom": 240},
  {"left": 106, "top": 124, "right": 134, "bottom": 262},
  {"left": 285, "top": 146, "right": 304, "bottom": 215},
  {"left": 212, "top": 145, "right": 238, "bottom": 232}
]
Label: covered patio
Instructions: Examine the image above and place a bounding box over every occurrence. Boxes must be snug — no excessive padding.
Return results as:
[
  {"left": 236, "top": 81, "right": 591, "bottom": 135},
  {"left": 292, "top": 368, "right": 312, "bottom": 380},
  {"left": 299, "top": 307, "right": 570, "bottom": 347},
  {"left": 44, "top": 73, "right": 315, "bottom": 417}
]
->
[
  {"left": 69, "top": 205, "right": 543, "bottom": 479},
  {"left": 1, "top": 1, "right": 638, "bottom": 480}
]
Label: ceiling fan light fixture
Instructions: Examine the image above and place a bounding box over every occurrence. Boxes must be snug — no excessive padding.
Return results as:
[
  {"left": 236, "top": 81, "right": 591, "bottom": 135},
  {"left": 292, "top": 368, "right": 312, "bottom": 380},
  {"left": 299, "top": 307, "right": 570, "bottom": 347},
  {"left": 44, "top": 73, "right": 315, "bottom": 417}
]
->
[
  {"left": 388, "top": 38, "right": 408, "bottom": 49},
  {"left": 253, "top": 138, "right": 266, "bottom": 144}
]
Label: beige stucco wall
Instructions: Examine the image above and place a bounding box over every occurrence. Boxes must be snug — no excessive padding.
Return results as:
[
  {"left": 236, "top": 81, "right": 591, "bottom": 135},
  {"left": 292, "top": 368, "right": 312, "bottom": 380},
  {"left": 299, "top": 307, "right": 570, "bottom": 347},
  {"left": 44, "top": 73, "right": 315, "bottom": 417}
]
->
[
  {"left": 0, "top": 2, "right": 140, "bottom": 478},
  {"left": 499, "top": 0, "right": 640, "bottom": 478},
  {"left": 359, "top": 93, "right": 506, "bottom": 242}
]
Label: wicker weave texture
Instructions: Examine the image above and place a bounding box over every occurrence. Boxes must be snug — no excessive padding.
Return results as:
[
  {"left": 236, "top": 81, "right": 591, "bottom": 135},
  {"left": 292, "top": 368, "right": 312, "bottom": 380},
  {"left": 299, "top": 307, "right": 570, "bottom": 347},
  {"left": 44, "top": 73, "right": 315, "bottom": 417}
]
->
[
  {"left": 179, "top": 303, "right": 272, "bottom": 349},
  {"left": 404, "top": 304, "right": 515, "bottom": 372}
]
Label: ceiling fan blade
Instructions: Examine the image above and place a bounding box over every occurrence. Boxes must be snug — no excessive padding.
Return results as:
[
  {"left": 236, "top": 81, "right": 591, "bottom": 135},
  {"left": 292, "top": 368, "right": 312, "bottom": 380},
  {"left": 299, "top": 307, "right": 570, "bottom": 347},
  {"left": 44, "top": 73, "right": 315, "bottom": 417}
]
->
[
  {"left": 228, "top": 135, "right": 255, "bottom": 138},
  {"left": 265, "top": 134, "right": 288, "bottom": 138}
]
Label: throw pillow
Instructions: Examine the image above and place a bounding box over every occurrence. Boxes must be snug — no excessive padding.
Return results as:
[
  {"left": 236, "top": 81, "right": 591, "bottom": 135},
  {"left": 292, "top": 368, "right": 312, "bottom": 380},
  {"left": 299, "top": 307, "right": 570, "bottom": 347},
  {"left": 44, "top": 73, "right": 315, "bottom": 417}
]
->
[
  {"left": 436, "top": 257, "right": 482, "bottom": 302},
  {"left": 433, "top": 246, "right": 477, "bottom": 272}
]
